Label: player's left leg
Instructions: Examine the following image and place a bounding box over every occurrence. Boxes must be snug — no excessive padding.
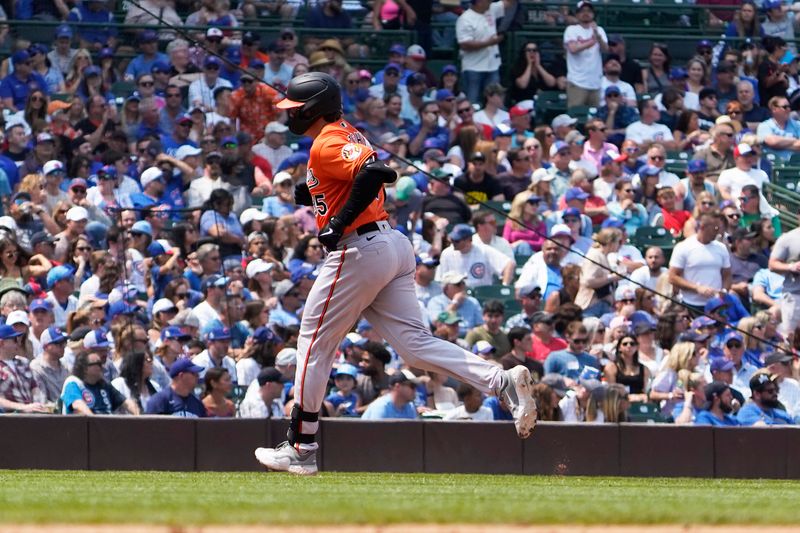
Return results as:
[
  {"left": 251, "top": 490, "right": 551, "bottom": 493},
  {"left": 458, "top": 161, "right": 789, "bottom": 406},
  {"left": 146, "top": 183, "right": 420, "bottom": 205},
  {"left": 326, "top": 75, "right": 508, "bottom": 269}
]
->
[{"left": 362, "top": 231, "right": 538, "bottom": 438}]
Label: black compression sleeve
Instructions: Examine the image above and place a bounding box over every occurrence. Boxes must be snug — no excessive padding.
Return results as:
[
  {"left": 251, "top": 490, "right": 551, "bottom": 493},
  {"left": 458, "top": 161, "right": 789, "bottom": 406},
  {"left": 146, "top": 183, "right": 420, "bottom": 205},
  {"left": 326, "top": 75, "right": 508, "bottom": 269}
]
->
[{"left": 334, "top": 159, "right": 396, "bottom": 227}]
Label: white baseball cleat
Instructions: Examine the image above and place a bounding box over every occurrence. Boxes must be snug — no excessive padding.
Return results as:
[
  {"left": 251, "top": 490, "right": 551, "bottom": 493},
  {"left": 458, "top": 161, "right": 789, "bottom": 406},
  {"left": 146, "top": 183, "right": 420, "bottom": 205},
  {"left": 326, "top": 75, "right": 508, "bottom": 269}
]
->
[
  {"left": 500, "top": 366, "right": 538, "bottom": 439},
  {"left": 254, "top": 441, "right": 318, "bottom": 476}
]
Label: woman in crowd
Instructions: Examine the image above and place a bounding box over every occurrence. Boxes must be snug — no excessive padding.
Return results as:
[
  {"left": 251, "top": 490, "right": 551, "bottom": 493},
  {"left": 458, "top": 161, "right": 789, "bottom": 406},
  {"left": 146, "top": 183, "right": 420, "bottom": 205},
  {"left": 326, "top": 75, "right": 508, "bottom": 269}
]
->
[
  {"left": 642, "top": 43, "right": 671, "bottom": 93},
  {"left": 236, "top": 327, "right": 284, "bottom": 386},
  {"left": 30, "top": 44, "right": 63, "bottom": 94},
  {"left": 261, "top": 217, "right": 291, "bottom": 268},
  {"left": 634, "top": 321, "right": 665, "bottom": 375},
  {"left": 534, "top": 126, "right": 554, "bottom": 165},
  {"left": 725, "top": 0, "right": 763, "bottom": 40},
  {"left": 683, "top": 191, "right": 717, "bottom": 237},
  {"left": 24, "top": 90, "right": 48, "bottom": 132},
  {"left": 163, "top": 278, "right": 193, "bottom": 311},
  {"left": 575, "top": 228, "right": 623, "bottom": 317},
  {"left": 509, "top": 41, "right": 558, "bottom": 105},
  {"left": 685, "top": 57, "right": 709, "bottom": 98},
  {"left": 503, "top": 193, "right": 546, "bottom": 256},
  {"left": 385, "top": 93, "right": 410, "bottom": 133},
  {"left": 532, "top": 383, "right": 561, "bottom": 422},
  {"left": 171, "top": 222, "right": 199, "bottom": 259},
  {"left": 63, "top": 49, "right": 92, "bottom": 95},
  {"left": 287, "top": 235, "right": 324, "bottom": 276},
  {"left": 244, "top": 300, "right": 270, "bottom": 331},
  {"left": 649, "top": 341, "right": 699, "bottom": 413},
  {"left": 603, "top": 334, "right": 650, "bottom": 402},
  {"left": 448, "top": 125, "right": 480, "bottom": 171},
  {"left": 750, "top": 218, "right": 777, "bottom": 264},
  {"left": 739, "top": 316, "right": 768, "bottom": 367},
  {"left": 650, "top": 186, "right": 692, "bottom": 238},
  {"left": 0, "top": 234, "right": 51, "bottom": 284},
  {"left": 437, "top": 65, "right": 464, "bottom": 100},
  {"left": 673, "top": 110, "right": 706, "bottom": 150},
  {"left": 65, "top": 236, "right": 93, "bottom": 289},
  {"left": 202, "top": 367, "right": 236, "bottom": 418},
  {"left": 111, "top": 351, "right": 160, "bottom": 412},
  {"left": 529, "top": 168, "right": 556, "bottom": 215},
  {"left": 200, "top": 189, "right": 244, "bottom": 258}
]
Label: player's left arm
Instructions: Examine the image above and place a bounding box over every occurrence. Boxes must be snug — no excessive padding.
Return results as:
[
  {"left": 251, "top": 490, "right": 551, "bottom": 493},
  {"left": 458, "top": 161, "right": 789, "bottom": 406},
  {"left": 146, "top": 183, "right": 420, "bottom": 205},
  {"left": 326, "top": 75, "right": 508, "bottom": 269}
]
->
[{"left": 318, "top": 157, "right": 398, "bottom": 251}]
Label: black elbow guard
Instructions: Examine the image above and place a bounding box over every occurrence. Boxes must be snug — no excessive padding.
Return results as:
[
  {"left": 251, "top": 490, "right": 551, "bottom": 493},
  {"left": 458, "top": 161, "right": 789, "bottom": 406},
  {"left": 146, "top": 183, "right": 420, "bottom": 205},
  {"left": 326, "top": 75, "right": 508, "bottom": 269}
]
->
[{"left": 362, "top": 159, "right": 398, "bottom": 183}]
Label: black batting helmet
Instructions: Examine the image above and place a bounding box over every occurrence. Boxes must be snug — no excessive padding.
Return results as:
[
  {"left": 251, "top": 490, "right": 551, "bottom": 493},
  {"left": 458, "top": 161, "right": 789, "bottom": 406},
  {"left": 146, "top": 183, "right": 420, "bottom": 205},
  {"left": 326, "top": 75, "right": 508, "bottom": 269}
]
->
[{"left": 276, "top": 72, "right": 342, "bottom": 135}]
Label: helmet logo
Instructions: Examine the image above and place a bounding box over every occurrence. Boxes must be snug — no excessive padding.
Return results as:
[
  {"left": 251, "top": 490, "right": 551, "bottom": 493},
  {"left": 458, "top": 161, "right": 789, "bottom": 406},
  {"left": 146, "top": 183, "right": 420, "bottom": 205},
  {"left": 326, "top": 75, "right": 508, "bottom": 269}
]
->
[{"left": 341, "top": 143, "right": 363, "bottom": 161}]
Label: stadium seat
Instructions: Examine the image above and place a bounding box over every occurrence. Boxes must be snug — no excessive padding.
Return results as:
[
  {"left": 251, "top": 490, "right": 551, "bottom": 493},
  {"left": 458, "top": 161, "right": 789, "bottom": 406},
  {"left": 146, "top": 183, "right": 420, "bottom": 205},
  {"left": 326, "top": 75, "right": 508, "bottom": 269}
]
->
[
  {"left": 630, "top": 226, "right": 676, "bottom": 257},
  {"left": 469, "top": 284, "right": 515, "bottom": 301},
  {"left": 627, "top": 402, "right": 667, "bottom": 423}
]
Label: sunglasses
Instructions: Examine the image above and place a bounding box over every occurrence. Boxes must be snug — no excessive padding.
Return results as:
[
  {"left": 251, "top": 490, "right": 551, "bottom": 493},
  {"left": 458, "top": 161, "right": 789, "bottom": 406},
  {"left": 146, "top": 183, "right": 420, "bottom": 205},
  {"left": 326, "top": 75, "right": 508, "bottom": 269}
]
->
[
  {"left": 701, "top": 201, "right": 715, "bottom": 207},
  {"left": 526, "top": 47, "right": 539, "bottom": 52},
  {"left": 728, "top": 110, "right": 742, "bottom": 115},
  {"left": 572, "top": 337, "right": 589, "bottom": 344},
  {"left": 607, "top": 93, "right": 621, "bottom": 98},
  {"left": 76, "top": 246, "right": 92, "bottom": 252},
  {"left": 775, "top": 104, "right": 791, "bottom": 110},
  {"left": 457, "top": 107, "right": 472, "bottom": 115},
  {"left": 205, "top": 65, "right": 220, "bottom": 71},
  {"left": 166, "top": 93, "right": 181, "bottom": 98},
  {"left": 385, "top": 71, "right": 399, "bottom": 77},
  {"left": 139, "top": 81, "right": 154, "bottom": 87},
  {"left": 649, "top": 155, "right": 665, "bottom": 161},
  {"left": 71, "top": 188, "right": 87, "bottom": 194},
  {"left": 242, "top": 78, "right": 254, "bottom": 84},
  {"left": 621, "top": 341, "right": 638, "bottom": 347},
  {"left": 87, "top": 361, "right": 103, "bottom": 367},
  {"left": 727, "top": 341, "right": 743, "bottom": 349},
  {"left": 726, "top": 213, "right": 741, "bottom": 219},
  {"left": 622, "top": 188, "right": 633, "bottom": 193}
]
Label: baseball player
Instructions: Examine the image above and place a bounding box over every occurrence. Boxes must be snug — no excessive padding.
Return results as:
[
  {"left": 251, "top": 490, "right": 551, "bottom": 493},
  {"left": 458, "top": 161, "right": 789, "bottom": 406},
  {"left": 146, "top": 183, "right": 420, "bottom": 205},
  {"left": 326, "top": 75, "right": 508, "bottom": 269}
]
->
[{"left": 254, "top": 73, "right": 537, "bottom": 476}]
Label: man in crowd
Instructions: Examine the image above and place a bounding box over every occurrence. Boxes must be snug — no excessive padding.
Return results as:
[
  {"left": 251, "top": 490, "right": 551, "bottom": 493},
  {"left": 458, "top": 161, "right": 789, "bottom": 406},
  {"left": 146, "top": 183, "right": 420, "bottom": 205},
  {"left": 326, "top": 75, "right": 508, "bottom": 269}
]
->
[{"left": 146, "top": 358, "right": 206, "bottom": 417}]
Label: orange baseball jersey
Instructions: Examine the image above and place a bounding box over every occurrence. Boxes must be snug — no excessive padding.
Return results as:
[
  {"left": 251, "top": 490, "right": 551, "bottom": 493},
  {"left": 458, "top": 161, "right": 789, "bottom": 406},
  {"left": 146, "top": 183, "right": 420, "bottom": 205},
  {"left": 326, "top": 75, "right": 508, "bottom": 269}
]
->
[{"left": 306, "top": 119, "right": 388, "bottom": 233}]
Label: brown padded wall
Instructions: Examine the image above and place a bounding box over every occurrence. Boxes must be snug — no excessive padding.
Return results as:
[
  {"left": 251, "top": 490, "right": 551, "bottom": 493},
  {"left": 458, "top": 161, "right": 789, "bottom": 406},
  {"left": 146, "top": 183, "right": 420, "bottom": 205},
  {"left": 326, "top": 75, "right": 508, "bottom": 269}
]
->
[
  {"left": 714, "top": 426, "right": 787, "bottom": 479},
  {"left": 321, "top": 419, "right": 424, "bottom": 472},
  {"left": 619, "top": 424, "right": 714, "bottom": 477},
  {"left": 195, "top": 419, "right": 268, "bottom": 471},
  {"left": 88, "top": 416, "right": 196, "bottom": 471},
  {"left": 523, "top": 423, "right": 620, "bottom": 476},
  {"left": 0, "top": 416, "right": 88, "bottom": 470},
  {"left": 424, "top": 421, "right": 522, "bottom": 474},
  {"left": 2, "top": 417, "right": 799, "bottom": 478}
]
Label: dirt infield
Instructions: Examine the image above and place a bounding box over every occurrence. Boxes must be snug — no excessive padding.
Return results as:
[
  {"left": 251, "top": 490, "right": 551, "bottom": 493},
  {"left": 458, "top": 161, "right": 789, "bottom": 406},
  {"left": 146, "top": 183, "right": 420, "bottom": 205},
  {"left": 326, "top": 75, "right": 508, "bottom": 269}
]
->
[{"left": 3, "top": 526, "right": 799, "bottom": 533}]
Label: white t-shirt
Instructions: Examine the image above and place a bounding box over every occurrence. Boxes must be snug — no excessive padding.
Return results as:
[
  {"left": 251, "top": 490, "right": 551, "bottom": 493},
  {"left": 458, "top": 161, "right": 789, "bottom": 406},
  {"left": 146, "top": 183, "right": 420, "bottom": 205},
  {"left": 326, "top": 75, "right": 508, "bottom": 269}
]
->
[
  {"left": 111, "top": 376, "right": 160, "bottom": 408},
  {"left": 456, "top": 3, "right": 504, "bottom": 72},
  {"left": 600, "top": 78, "right": 636, "bottom": 106},
  {"left": 192, "top": 350, "right": 238, "bottom": 384},
  {"left": 717, "top": 166, "right": 768, "bottom": 200},
  {"left": 472, "top": 233, "right": 514, "bottom": 260},
  {"left": 436, "top": 242, "right": 512, "bottom": 288},
  {"left": 443, "top": 404, "right": 494, "bottom": 421},
  {"left": 668, "top": 235, "right": 731, "bottom": 306},
  {"left": 45, "top": 292, "right": 77, "bottom": 330},
  {"left": 624, "top": 121, "right": 674, "bottom": 145},
  {"left": 624, "top": 265, "right": 666, "bottom": 292},
  {"left": 563, "top": 23, "right": 607, "bottom": 90},
  {"left": 654, "top": 90, "right": 699, "bottom": 112},
  {"left": 473, "top": 108, "right": 510, "bottom": 129},
  {"left": 236, "top": 357, "right": 261, "bottom": 388}
]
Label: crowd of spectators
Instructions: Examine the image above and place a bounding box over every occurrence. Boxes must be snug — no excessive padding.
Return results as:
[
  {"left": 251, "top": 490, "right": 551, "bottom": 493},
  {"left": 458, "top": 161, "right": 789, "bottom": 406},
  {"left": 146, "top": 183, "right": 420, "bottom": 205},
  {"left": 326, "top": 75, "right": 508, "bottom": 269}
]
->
[{"left": 0, "top": 0, "right": 798, "bottom": 427}]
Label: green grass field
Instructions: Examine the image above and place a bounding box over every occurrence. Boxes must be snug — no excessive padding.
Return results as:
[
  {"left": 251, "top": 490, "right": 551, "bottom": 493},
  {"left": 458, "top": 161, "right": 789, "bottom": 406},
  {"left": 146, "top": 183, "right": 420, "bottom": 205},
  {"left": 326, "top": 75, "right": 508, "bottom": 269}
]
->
[{"left": 3, "top": 471, "right": 800, "bottom": 525}]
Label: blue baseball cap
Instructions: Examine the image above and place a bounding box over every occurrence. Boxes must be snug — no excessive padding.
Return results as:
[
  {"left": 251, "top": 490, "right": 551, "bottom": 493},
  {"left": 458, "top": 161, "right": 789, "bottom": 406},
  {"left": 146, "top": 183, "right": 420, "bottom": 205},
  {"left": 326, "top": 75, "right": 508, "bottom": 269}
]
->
[
  {"left": 448, "top": 223, "right": 474, "bottom": 242},
  {"left": 250, "top": 58, "right": 265, "bottom": 70},
  {"left": 253, "top": 326, "right": 282, "bottom": 344},
  {"left": 765, "top": 0, "right": 783, "bottom": 9},
  {"left": 710, "top": 357, "right": 735, "bottom": 372},
  {"left": 601, "top": 217, "right": 625, "bottom": 229},
  {"left": 687, "top": 159, "right": 707, "bottom": 173},
  {"left": 97, "top": 165, "right": 117, "bottom": 179},
  {"left": 435, "top": 88, "right": 454, "bottom": 101},
  {"left": 46, "top": 265, "right": 75, "bottom": 290},
  {"left": 562, "top": 207, "right": 581, "bottom": 219},
  {"left": 356, "top": 319, "right": 373, "bottom": 333},
  {"left": 151, "top": 61, "right": 170, "bottom": 74},
  {"left": 384, "top": 62, "right": 402, "bottom": 74},
  {"left": 139, "top": 30, "right": 159, "bottom": 43},
  {"left": 161, "top": 325, "right": 191, "bottom": 341},
  {"left": 604, "top": 85, "right": 621, "bottom": 96},
  {"left": 334, "top": 363, "right": 359, "bottom": 379},
  {"left": 169, "top": 357, "right": 204, "bottom": 378},
  {"left": 40, "top": 326, "right": 67, "bottom": 345},
  {"left": 147, "top": 241, "right": 167, "bottom": 257},
  {"left": 108, "top": 300, "right": 140, "bottom": 319},
  {"left": 565, "top": 187, "right": 589, "bottom": 202},
  {"left": 204, "top": 56, "right": 222, "bottom": 68},
  {"left": 130, "top": 220, "right": 153, "bottom": 237},
  {"left": 206, "top": 327, "right": 232, "bottom": 341},
  {"left": 704, "top": 296, "right": 729, "bottom": 313},
  {"left": 29, "top": 298, "right": 52, "bottom": 312},
  {"left": 416, "top": 253, "right": 439, "bottom": 267},
  {"left": 640, "top": 165, "right": 661, "bottom": 177},
  {"left": 442, "top": 64, "right": 457, "bottom": 75},
  {"left": 493, "top": 123, "right": 513, "bottom": 139},
  {"left": 291, "top": 265, "right": 318, "bottom": 284},
  {"left": 669, "top": 67, "right": 688, "bottom": 80},
  {"left": 12, "top": 50, "right": 30, "bottom": 64},
  {"left": 55, "top": 24, "right": 73, "bottom": 39},
  {"left": 691, "top": 316, "right": 717, "bottom": 329},
  {"left": 724, "top": 331, "right": 744, "bottom": 345},
  {"left": 201, "top": 274, "right": 229, "bottom": 292},
  {"left": 389, "top": 44, "right": 406, "bottom": 55},
  {"left": 83, "top": 329, "right": 110, "bottom": 349},
  {"left": 0, "top": 324, "right": 22, "bottom": 340},
  {"left": 99, "top": 47, "right": 114, "bottom": 59}
]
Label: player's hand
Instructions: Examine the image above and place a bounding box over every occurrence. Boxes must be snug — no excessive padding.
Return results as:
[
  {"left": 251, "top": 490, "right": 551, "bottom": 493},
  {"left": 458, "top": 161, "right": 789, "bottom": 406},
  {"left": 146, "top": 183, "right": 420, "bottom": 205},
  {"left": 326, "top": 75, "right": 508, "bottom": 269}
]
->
[
  {"left": 294, "top": 181, "right": 313, "bottom": 206},
  {"left": 318, "top": 216, "right": 345, "bottom": 252}
]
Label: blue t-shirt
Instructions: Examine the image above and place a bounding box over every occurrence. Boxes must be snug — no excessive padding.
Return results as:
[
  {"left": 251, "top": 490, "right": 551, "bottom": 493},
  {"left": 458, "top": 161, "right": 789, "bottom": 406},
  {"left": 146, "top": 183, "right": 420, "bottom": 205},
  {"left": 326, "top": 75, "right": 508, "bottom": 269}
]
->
[
  {"left": 0, "top": 72, "right": 49, "bottom": 110},
  {"left": 361, "top": 394, "right": 417, "bottom": 420},
  {"left": 263, "top": 196, "right": 296, "bottom": 218},
  {"left": 125, "top": 53, "right": 169, "bottom": 81},
  {"left": 202, "top": 319, "right": 250, "bottom": 349},
  {"left": 145, "top": 386, "right": 206, "bottom": 417},
  {"left": 200, "top": 210, "right": 244, "bottom": 240},
  {"left": 482, "top": 396, "right": 513, "bottom": 420},
  {"left": 694, "top": 410, "right": 740, "bottom": 426},
  {"left": 67, "top": 5, "right": 117, "bottom": 45},
  {"left": 736, "top": 402, "right": 794, "bottom": 426},
  {"left": 544, "top": 265, "right": 562, "bottom": 302},
  {"left": 325, "top": 390, "right": 359, "bottom": 417},
  {"left": 61, "top": 377, "right": 125, "bottom": 414},
  {"left": 543, "top": 349, "right": 600, "bottom": 380}
]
